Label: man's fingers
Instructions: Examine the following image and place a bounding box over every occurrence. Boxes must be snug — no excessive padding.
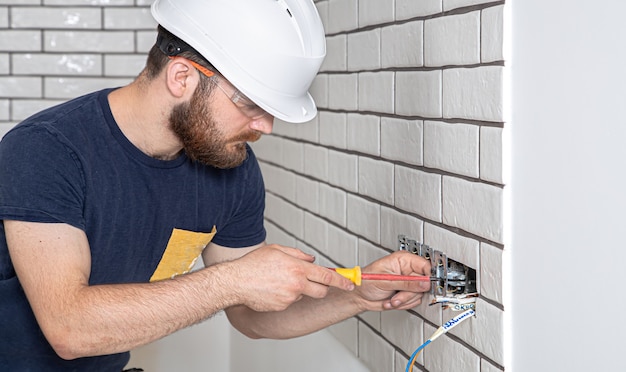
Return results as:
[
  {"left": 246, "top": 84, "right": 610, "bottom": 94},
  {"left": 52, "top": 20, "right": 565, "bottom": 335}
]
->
[
  {"left": 384, "top": 291, "right": 425, "bottom": 309},
  {"left": 307, "top": 266, "right": 355, "bottom": 292}
]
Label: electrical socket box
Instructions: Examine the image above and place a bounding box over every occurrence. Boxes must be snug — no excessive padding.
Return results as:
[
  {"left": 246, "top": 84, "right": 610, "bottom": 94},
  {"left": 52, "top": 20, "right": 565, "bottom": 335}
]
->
[{"left": 398, "top": 235, "right": 477, "bottom": 299}]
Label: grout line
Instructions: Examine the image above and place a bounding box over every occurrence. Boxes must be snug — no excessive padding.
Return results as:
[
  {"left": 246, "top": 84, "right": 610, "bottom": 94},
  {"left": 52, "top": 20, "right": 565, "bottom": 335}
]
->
[{"left": 325, "top": 1, "right": 505, "bottom": 37}]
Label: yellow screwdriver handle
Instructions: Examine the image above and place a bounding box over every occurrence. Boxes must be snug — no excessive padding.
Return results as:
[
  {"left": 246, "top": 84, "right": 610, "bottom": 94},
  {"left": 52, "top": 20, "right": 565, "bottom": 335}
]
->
[{"left": 334, "top": 266, "right": 362, "bottom": 286}]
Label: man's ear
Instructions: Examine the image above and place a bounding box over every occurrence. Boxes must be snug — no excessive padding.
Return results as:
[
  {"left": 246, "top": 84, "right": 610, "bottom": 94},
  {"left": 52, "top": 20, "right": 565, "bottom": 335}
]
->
[{"left": 165, "top": 57, "right": 198, "bottom": 99}]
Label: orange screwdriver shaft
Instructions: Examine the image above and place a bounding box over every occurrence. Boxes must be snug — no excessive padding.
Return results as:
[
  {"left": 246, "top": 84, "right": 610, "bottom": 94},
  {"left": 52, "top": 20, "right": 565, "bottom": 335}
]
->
[
  {"left": 329, "top": 266, "right": 434, "bottom": 286},
  {"left": 360, "top": 272, "right": 433, "bottom": 282}
]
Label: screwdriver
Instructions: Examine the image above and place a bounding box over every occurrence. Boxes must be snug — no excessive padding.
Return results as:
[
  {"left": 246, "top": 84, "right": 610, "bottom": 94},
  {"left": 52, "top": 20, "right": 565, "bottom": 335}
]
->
[{"left": 329, "top": 266, "right": 436, "bottom": 286}]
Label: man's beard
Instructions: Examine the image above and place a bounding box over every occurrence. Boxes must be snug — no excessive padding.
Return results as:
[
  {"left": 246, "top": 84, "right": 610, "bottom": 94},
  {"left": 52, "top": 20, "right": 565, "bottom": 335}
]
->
[{"left": 169, "top": 84, "right": 261, "bottom": 169}]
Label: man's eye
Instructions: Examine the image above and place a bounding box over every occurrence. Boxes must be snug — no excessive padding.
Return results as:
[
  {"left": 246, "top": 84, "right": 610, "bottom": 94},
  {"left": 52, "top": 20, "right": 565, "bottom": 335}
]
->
[{"left": 242, "top": 102, "right": 258, "bottom": 110}]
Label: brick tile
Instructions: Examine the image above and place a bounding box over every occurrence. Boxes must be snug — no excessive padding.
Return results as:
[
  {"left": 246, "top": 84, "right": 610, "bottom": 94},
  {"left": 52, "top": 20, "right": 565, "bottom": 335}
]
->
[
  {"left": 327, "top": 0, "right": 358, "bottom": 34},
  {"left": 396, "top": 0, "right": 442, "bottom": 20},
  {"left": 264, "top": 194, "right": 303, "bottom": 239},
  {"left": 282, "top": 138, "right": 304, "bottom": 172},
  {"left": 0, "top": 30, "right": 41, "bottom": 52},
  {"left": 424, "top": 324, "right": 481, "bottom": 372},
  {"left": 310, "top": 74, "right": 329, "bottom": 109},
  {"left": 380, "top": 206, "right": 424, "bottom": 251},
  {"left": 304, "top": 143, "right": 328, "bottom": 181},
  {"left": 104, "top": 8, "right": 155, "bottom": 30},
  {"left": 0, "top": 122, "right": 16, "bottom": 138},
  {"left": 359, "top": 312, "right": 381, "bottom": 335},
  {"left": 447, "top": 298, "right": 504, "bottom": 365},
  {"left": 443, "top": 66, "right": 503, "bottom": 122},
  {"left": 347, "top": 194, "right": 380, "bottom": 244},
  {"left": 442, "top": 176, "right": 503, "bottom": 243},
  {"left": 347, "top": 113, "right": 380, "bottom": 156},
  {"left": 328, "top": 73, "right": 358, "bottom": 111},
  {"left": 264, "top": 220, "right": 297, "bottom": 247},
  {"left": 480, "top": 242, "right": 503, "bottom": 304},
  {"left": 328, "top": 150, "right": 358, "bottom": 192},
  {"left": 0, "top": 53, "right": 8, "bottom": 74},
  {"left": 0, "top": 77, "right": 41, "bottom": 98},
  {"left": 0, "top": 7, "right": 7, "bottom": 28},
  {"left": 11, "top": 7, "right": 101, "bottom": 29},
  {"left": 480, "top": 126, "right": 503, "bottom": 184},
  {"left": 358, "top": 156, "right": 394, "bottom": 205},
  {"left": 250, "top": 136, "right": 282, "bottom": 165},
  {"left": 424, "top": 223, "right": 480, "bottom": 270},
  {"left": 259, "top": 163, "right": 296, "bottom": 204},
  {"left": 0, "top": 0, "right": 38, "bottom": 4},
  {"left": 357, "top": 238, "right": 388, "bottom": 268},
  {"left": 396, "top": 70, "right": 442, "bottom": 117},
  {"left": 322, "top": 34, "right": 347, "bottom": 72},
  {"left": 319, "top": 183, "right": 347, "bottom": 227},
  {"left": 46, "top": 0, "right": 133, "bottom": 5},
  {"left": 296, "top": 176, "right": 320, "bottom": 214},
  {"left": 444, "top": 0, "right": 493, "bottom": 11},
  {"left": 137, "top": 30, "right": 157, "bottom": 53},
  {"left": 319, "top": 111, "right": 347, "bottom": 149},
  {"left": 359, "top": 0, "right": 394, "bottom": 27},
  {"left": 482, "top": 359, "right": 504, "bottom": 372},
  {"left": 315, "top": 1, "right": 329, "bottom": 33},
  {"left": 424, "top": 120, "right": 479, "bottom": 178},
  {"left": 45, "top": 31, "right": 134, "bottom": 52},
  {"left": 381, "top": 311, "right": 424, "bottom": 356},
  {"left": 481, "top": 5, "right": 504, "bottom": 63},
  {"left": 425, "top": 11, "right": 480, "bottom": 66},
  {"left": 358, "top": 71, "right": 394, "bottom": 114},
  {"left": 395, "top": 166, "right": 442, "bottom": 222},
  {"left": 105, "top": 55, "right": 146, "bottom": 77},
  {"left": 12, "top": 53, "right": 101, "bottom": 75},
  {"left": 0, "top": 99, "right": 7, "bottom": 121},
  {"left": 348, "top": 29, "right": 381, "bottom": 71},
  {"left": 327, "top": 223, "right": 358, "bottom": 266},
  {"left": 304, "top": 211, "right": 328, "bottom": 255},
  {"left": 382, "top": 21, "right": 424, "bottom": 68},
  {"left": 328, "top": 318, "right": 359, "bottom": 356},
  {"left": 359, "top": 322, "right": 395, "bottom": 371},
  {"left": 295, "top": 116, "right": 319, "bottom": 143},
  {"left": 381, "top": 117, "right": 423, "bottom": 166},
  {"left": 44, "top": 76, "right": 132, "bottom": 99}
]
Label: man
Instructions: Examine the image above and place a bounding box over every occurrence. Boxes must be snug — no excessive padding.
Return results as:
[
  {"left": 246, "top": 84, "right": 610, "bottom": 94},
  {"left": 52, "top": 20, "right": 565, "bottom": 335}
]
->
[{"left": 0, "top": 0, "right": 431, "bottom": 370}]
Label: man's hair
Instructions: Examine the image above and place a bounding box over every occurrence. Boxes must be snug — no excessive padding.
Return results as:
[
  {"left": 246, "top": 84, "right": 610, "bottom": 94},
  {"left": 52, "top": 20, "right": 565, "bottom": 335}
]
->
[{"left": 143, "top": 25, "right": 217, "bottom": 85}]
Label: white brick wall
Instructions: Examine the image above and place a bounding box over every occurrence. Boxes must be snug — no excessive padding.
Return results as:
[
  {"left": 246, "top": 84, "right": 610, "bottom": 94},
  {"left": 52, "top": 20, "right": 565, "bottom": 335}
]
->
[
  {"left": 0, "top": 1, "right": 155, "bottom": 127},
  {"left": 256, "top": 1, "right": 506, "bottom": 371},
  {"left": 0, "top": 0, "right": 507, "bottom": 370}
]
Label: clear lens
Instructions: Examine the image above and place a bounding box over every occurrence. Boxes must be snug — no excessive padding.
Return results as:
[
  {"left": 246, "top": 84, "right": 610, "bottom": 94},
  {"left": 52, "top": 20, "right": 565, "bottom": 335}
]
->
[{"left": 214, "top": 79, "right": 267, "bottom": 119}]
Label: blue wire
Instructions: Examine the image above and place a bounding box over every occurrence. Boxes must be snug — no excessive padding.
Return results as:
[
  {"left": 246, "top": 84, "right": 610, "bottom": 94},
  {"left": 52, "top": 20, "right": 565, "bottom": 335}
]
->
[{"left": 405, "top": 339, "right": 431, "bottom": 372}]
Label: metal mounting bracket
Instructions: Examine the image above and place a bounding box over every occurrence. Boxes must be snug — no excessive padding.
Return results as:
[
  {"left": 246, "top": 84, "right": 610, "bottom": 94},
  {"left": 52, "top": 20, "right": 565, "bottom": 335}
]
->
[{"left": 398, "top": 234, "right": 477, "bottom": 300}]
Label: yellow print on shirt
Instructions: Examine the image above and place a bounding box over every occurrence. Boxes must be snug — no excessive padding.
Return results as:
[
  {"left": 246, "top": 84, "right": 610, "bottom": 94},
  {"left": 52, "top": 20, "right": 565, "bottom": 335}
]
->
[{"left": 149, "top": 226, "right": 216, "bottom": 282}]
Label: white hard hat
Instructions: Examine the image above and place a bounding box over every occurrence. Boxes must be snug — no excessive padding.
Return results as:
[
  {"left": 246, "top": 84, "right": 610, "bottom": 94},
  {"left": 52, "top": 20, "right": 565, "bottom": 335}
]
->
[{"left": 151, "top": 0, "right": 326, "bottom": 123}]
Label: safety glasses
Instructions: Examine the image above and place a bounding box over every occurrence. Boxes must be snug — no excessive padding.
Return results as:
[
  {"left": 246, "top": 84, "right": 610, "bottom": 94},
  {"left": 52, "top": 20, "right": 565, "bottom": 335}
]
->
[{"left": 183, "top": 58, "right": 268, "bottom": 120}]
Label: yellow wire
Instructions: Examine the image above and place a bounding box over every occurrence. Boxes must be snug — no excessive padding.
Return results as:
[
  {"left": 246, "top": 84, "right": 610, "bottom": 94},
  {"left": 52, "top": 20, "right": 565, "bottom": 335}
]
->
[{"left": 408, "top": 348, "right": 424, "bottom": 371}]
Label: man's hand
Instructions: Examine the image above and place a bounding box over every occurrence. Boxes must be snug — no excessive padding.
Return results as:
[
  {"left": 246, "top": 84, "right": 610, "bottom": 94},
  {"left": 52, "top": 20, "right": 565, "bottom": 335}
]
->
[
  {"left": 355, "top": 251, "right": 432, "bottom": 311},
  {"left": 222, "top": 245, "right": 355, "bottom": 312}
]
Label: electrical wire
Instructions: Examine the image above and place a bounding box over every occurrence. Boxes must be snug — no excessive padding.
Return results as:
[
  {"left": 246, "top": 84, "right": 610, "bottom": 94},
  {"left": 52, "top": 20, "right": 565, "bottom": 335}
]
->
[
  {"left": 406, "top": 340, "right": 430, "bottom": 372},
  {"left": 405, "top": 309, "right": 476, "bottom": 372}
]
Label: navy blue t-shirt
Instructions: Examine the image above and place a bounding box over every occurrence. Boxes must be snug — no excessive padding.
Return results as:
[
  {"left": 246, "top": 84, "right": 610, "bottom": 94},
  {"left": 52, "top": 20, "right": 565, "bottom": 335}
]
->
[{"left": 0, "top": 89, "right": 266, "bottom": 371}]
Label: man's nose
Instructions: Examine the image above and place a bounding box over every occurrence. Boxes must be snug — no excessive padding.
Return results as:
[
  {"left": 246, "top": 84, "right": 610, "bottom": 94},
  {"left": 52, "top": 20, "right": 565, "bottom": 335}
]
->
[{"left": 250, "top": 114, "right": 274, "bottom": 135}]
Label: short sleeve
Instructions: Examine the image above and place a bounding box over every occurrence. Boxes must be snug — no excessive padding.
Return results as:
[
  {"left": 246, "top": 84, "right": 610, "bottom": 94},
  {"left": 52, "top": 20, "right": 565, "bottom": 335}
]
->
[
  {"left": 0, "top": 124, "right": 86, "bottom": 230},
  {"left": 210, "top": 146, "right": 266, "bottom": 248}
]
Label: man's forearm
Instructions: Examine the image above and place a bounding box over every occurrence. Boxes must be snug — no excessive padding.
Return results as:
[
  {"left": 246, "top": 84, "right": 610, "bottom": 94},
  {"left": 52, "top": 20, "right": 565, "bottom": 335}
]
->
[
  {"left": 225, "top": 287, "right": 377, "bottom": 340},
  {"left": 44, "top": 264, "right": 237, "bottom": 360}
]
